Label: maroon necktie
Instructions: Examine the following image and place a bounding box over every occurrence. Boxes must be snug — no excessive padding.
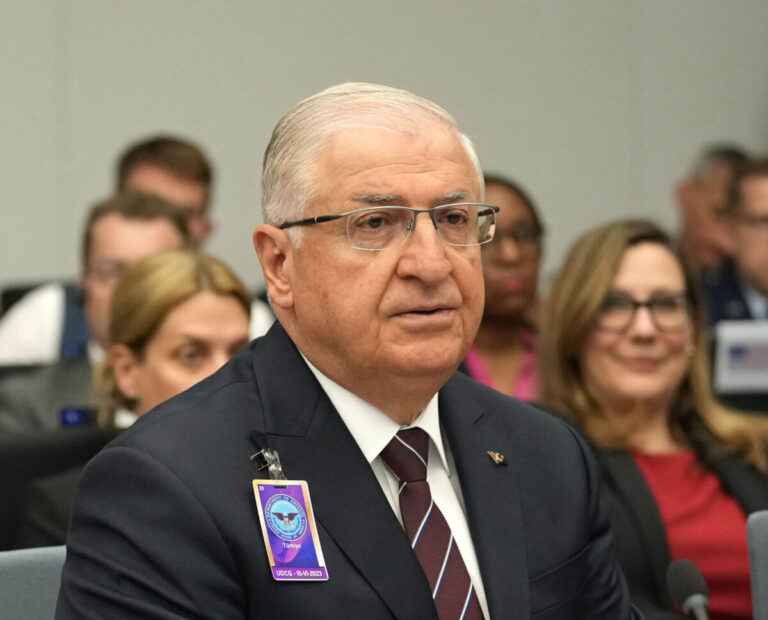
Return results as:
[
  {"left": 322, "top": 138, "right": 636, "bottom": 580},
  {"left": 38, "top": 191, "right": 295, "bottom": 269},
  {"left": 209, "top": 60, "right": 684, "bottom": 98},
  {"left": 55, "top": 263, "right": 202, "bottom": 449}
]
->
[{"left": 380, "top": 428, "right": 484, "bottom": 620}]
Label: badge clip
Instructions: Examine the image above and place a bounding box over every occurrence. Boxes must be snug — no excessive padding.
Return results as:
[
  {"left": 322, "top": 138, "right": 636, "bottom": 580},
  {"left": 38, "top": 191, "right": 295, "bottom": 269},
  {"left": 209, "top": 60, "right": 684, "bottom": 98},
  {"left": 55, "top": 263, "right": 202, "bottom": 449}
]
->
[{"left": 250, "top": 448, "right": 287, "bottom": 481}]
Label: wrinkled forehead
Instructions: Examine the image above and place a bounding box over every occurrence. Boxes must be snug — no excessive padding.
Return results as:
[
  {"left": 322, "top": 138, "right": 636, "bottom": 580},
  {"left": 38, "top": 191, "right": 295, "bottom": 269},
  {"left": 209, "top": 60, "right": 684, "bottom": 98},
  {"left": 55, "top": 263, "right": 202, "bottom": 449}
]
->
[
  {"left": 88, "top": 214, "right": 181, "bottom": 263},
  {"left": 312, "top": 123, "right": 480, "bottom": 196}
]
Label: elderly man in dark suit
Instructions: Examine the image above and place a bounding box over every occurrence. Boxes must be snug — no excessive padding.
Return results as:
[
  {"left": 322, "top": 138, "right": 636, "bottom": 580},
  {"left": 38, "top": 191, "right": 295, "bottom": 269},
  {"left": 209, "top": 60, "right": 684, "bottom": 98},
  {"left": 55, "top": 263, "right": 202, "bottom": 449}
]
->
[{"left": 56, "top": 83, "right": 637, "bottom": 619}]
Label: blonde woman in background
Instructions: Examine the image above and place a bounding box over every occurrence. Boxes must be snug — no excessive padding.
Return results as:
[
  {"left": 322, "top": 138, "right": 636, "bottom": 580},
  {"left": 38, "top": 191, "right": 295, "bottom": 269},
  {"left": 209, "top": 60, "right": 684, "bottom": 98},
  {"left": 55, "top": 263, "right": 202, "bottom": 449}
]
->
[
  {"left": 21, "top": 249, "right": 251, "bottom": 547},
  {"left": 97, "top": 249, "right": 251, "bottom": 426},
  {"left": 540, "top": 219, "right": 768, "bottom": 620}
]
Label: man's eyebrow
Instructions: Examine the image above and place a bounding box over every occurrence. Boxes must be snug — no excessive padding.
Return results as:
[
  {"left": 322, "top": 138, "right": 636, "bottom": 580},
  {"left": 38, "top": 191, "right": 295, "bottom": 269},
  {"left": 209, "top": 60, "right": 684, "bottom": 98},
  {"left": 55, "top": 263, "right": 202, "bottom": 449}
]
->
[
  {"left": 351, "top": 194, "right": 404, "bottom": 205},
  {"left": 433, "top": 191, "right": 469, "bottom": 206},
  {"left": 351, "top": 191, "right": 471, "bottom": 207}
]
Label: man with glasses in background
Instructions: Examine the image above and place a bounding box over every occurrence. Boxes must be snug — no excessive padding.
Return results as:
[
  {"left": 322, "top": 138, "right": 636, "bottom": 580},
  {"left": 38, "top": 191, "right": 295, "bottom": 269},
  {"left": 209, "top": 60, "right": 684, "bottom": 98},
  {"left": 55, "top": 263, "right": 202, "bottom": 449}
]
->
[
  {"left": 57, "top": 83, "right": 636, "bottom": 619},
  {"left": 674, "top": 144, "right": 749, "bottom": 279},
  {"left": 0, "top": 135, "right": 211, "bottom": 365},
  {"left": 0, "top": 134, "right": 274, "bottom": 365},
  {"left": 704, "top": 157, "right": 768, "bottom": 323},
  {"left": 0, "top": 192, "right": 189, "bottom": 432}
]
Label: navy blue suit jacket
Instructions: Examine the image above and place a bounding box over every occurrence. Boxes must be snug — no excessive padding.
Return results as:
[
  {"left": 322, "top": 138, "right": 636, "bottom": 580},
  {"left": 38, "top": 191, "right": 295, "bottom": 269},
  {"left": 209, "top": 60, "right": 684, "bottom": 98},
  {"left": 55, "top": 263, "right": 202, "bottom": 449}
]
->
[
  {"left": 702, "top": 258, "right": 753, "bottom": 325},
  {"left": 56, "top": 324, "right": 635, "bottom": 619}
]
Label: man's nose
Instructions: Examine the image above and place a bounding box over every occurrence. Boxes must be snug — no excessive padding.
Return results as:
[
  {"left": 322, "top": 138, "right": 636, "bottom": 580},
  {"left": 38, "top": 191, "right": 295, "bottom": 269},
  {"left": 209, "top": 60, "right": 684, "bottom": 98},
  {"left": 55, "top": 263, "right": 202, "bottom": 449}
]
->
[{"left": 396, "top": 212, "right": 453, "bottom": 282}]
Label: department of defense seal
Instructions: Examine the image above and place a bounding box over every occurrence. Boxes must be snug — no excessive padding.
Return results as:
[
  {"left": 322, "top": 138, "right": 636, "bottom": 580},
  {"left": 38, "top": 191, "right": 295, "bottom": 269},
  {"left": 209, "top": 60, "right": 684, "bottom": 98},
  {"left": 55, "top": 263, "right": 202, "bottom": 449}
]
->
[{"left": 265, "top": 494, "right": 308, "bottom": 541}]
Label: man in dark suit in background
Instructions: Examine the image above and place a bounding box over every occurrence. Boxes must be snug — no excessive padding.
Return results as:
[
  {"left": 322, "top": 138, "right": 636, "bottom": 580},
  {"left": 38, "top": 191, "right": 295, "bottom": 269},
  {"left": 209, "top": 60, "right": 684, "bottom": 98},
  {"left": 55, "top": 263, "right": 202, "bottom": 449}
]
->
[
  {"left": 57, "top": 82, "right": 636, "bottom": 619},
  {"left": 703, "top": 157, "right": 768, "bottom": 324},
  {"left": 675, "top": 143, "right": 749, "bottom": 278}
]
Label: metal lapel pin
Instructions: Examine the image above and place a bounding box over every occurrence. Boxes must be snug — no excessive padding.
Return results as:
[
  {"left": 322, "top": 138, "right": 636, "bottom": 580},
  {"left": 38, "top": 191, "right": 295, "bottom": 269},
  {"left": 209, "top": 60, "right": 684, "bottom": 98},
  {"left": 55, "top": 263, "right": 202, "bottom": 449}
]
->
[{"left": 487, "top": 451, "right": 507, "bottom": 466}]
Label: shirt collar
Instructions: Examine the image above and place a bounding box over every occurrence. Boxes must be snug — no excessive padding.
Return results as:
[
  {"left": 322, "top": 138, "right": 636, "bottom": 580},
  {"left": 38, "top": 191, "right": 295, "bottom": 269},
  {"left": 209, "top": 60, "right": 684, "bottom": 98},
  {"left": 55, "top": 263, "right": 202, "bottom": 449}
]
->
[
  {"left": 87, "top": 340, "right": 104, "bottom": 366},
  {"left": 114, "top": 407, "right": 137, "bottom": 429},
  {"left": 301, "top": 354, "right": 450, "bottom": 472},
  {"left": 740, "top": 275, "right": 768, "bottom": 319}
]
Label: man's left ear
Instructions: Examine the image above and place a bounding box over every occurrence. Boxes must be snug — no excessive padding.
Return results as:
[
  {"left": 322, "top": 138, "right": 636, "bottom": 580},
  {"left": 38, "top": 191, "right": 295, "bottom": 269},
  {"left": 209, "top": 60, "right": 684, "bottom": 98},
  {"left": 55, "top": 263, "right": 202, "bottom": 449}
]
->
[{"left": 253, "top": 224, "right": 294, "bottom": 310}]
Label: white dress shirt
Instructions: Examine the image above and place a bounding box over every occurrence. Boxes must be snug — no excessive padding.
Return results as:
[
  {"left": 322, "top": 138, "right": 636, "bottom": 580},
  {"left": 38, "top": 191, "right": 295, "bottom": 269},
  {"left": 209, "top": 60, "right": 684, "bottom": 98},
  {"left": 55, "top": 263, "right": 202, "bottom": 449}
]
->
[
  {"left": 303, "top": 356, "right": 490, "bottom": 619},
  {"left": 742, "top": 278, "right": 768, "bottom": 320},
  {"left": 0, "top": 282, "right": 64, "bottom": 364},
  {"left": 249, "top": 297, "right": 275, "bottom": 339}
]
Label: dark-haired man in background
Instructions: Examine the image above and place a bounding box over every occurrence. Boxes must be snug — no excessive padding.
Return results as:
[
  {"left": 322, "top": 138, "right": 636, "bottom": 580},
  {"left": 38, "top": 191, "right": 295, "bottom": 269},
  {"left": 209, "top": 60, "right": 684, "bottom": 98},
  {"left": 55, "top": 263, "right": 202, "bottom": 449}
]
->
[{"left": 116, "top": 134, "right": 214, "bottom": 245}]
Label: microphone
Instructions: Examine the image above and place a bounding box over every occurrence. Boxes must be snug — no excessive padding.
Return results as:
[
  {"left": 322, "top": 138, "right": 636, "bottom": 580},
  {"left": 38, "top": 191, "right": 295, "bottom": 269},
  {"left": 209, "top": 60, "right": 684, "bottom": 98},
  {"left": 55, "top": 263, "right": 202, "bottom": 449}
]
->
[
  {"left": 747, "top": 510, "right": 768, "bottom": 620},
  {"left": 666, "top": 559, "right": 709, "bottom": 620}
]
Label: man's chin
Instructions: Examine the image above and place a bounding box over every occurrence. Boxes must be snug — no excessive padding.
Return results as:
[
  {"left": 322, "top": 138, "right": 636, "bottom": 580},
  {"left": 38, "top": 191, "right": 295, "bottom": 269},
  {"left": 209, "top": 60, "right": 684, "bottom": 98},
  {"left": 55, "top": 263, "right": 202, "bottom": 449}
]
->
[{"left": 384, "top": 344, "right": 465, "bottom": 380}]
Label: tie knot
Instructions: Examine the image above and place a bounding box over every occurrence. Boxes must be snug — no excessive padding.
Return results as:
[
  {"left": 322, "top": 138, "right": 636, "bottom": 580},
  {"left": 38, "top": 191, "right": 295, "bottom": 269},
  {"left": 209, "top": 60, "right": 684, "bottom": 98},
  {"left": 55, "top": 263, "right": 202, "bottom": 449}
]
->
[{"left": 380, "top": 428, "right": 429, "bottom": 483}]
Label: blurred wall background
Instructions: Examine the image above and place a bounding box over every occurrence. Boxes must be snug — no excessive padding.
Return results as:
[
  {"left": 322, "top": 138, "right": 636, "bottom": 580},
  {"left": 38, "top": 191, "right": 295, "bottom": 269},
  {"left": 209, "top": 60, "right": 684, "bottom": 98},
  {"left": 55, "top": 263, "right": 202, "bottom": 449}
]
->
[{"left": 2, "top": 0, "right": 768, "bottom": 291}]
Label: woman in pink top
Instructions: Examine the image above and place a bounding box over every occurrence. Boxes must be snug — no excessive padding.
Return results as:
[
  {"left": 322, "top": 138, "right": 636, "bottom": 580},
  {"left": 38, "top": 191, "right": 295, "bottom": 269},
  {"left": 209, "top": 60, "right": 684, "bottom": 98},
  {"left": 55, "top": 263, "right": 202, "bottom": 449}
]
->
[
  {"left": 463, "top": 174, "right": 543, "bottom": 401},
  {"left": 540, "top": 219, "right": 768, "bottom": 619}
]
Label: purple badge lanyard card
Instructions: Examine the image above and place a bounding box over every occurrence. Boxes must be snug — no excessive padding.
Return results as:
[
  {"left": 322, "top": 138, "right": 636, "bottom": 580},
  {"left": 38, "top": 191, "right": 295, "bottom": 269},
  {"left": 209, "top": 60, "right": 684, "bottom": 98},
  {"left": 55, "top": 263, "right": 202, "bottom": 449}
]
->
[{"left": 251, "top": 447, "right": 329, "bottom": 581}]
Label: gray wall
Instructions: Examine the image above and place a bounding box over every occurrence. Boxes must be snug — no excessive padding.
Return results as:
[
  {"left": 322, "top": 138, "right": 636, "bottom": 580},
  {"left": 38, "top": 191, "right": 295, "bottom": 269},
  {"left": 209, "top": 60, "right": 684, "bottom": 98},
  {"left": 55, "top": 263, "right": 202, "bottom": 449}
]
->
[{"left": 2, "top": 1, "right": 768, "bottom": 291}]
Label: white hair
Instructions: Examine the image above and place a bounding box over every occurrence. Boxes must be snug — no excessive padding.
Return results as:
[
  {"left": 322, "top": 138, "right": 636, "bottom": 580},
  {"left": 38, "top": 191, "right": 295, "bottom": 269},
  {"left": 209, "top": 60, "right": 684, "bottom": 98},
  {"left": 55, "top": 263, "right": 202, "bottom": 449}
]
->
[{"left": 261, "top": 82, "right": 483, "bottom": 245}]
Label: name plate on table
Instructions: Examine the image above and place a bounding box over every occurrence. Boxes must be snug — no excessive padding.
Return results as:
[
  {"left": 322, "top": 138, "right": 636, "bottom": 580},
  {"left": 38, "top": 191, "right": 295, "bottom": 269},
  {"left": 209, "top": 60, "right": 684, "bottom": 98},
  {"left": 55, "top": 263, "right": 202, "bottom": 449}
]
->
[{"left": 714, "top": 320, "right": 768, "bottom": 394}]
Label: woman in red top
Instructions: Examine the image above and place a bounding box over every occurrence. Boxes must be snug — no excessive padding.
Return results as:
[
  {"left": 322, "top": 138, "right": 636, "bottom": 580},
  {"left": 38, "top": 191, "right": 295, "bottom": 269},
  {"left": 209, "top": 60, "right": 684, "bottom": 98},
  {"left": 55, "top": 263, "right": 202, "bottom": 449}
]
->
[{"left": 540, "top": 219, "right": 768, "bottom": 619}]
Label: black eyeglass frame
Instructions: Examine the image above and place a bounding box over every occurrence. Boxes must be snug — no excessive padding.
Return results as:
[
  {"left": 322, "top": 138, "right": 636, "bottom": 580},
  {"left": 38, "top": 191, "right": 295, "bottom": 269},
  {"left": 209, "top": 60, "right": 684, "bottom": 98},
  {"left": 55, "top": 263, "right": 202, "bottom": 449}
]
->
[
  {"left": 278, "top": 203, "right": 500, "bottom": 251},
  {"left": 595, "top": 292, "right": 692, "bottom": 333},
  {"left": 482, "top": 222, "right": 545, "bottom": 251},
  {"left": 732, "top": 212, "right": 768, "bottom": 228}
]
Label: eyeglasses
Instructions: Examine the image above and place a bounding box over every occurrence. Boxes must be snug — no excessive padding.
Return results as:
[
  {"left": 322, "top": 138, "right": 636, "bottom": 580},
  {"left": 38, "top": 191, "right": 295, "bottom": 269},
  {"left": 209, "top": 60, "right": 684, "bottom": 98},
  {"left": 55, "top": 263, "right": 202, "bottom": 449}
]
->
[
  {"left": 596, "top": 291, "right": 690, "bottom": 333},
  {"left": 279, "top": 203, "right": 500, "bottom": 251},
  {"left": 734, "top": 212, "right": 768, "bottom": 231},
  {"left": 482, "top": 222, "right": 543, "bottom": 255},
  {"left": 86, "top": 258, "right": 128, "bottom": 285}
]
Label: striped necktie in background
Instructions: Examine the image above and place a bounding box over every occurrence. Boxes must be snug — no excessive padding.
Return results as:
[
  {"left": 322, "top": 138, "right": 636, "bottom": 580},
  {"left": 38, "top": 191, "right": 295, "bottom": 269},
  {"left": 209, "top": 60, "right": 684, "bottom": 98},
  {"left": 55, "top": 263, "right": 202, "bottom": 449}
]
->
[{"left": 380, "top": 428, "right": 483, "bottom": 620}]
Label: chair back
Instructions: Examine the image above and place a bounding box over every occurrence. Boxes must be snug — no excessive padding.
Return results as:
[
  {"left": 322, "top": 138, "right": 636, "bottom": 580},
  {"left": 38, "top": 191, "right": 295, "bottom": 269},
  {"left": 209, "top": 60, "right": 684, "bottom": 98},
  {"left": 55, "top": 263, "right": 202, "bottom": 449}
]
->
[
  {"left": 0, "top": 545, "right": 66, "bottom": 619},
  {"left": 0, "top": 428, "right": 113, "bottom": 550}
]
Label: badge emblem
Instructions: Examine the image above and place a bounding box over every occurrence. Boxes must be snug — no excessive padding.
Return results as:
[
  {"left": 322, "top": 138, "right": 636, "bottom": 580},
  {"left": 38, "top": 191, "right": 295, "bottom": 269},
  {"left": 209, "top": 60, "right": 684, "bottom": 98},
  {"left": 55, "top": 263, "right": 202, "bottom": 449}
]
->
[{"left": 265, "top": 494, "right": 308, "bottom": 541}]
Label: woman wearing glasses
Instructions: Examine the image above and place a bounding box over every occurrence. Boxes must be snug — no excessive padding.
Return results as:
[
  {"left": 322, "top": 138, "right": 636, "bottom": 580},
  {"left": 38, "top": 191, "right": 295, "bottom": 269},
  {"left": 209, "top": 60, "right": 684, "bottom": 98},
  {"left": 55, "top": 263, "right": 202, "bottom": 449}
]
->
[
  {"left": 461, "top": 175, "right": 544, "bottom": 400},
  {"left": 539, "top": 219, "right": 768, "bottom": 619}
]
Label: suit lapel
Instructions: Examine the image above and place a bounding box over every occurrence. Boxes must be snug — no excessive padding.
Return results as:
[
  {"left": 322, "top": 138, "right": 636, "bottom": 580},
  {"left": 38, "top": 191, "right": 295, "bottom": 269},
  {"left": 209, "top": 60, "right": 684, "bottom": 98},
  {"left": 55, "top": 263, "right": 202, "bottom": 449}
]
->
[
  {"left": 439, "top": 377, "right": 530, "bottom": 619},
  {"left": 248, "top": 326, "right": 438, "bottom": 620},
  {"left": 711, "top": 454, "right": 768, "bottom": 515},
  {"left": 598, "top": 450, "right": 671, "bottom": 602}
]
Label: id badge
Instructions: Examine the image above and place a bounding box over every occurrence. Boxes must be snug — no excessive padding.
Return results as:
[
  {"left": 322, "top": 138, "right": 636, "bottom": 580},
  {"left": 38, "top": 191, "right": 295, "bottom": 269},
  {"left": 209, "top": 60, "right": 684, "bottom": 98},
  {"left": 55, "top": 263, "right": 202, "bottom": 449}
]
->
[{"left": 252, "top": 479, "right": 328, "bottom": 581}]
